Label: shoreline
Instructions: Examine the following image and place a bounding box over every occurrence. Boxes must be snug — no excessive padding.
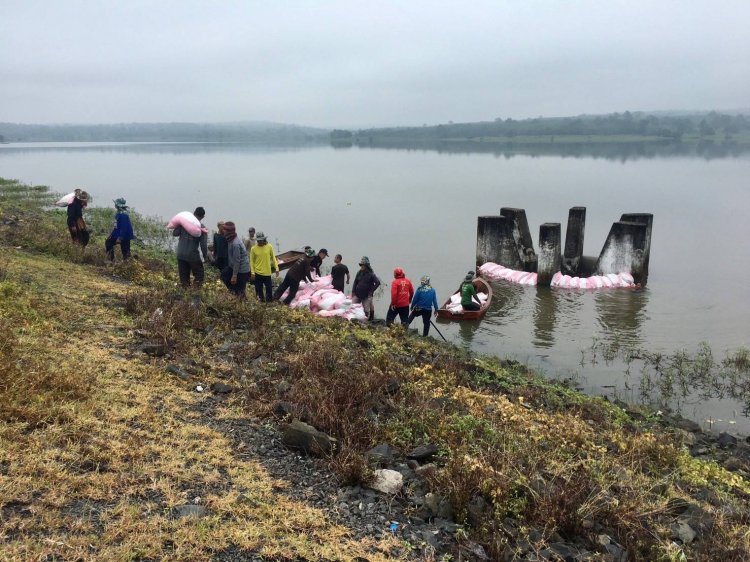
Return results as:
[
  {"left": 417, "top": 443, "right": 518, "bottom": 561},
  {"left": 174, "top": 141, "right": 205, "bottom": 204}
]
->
[{"left": 1, "top": 177, "right": 749, "bottom": 561}]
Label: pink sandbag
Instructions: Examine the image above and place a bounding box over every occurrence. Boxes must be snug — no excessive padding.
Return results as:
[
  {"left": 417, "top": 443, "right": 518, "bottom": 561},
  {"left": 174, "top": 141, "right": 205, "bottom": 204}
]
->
[
  {"left": 55, "top": 192, "right": 76, "bottom": 207},
  {"left": 167, "top": 211, "right": 206, "bottom": 237}
]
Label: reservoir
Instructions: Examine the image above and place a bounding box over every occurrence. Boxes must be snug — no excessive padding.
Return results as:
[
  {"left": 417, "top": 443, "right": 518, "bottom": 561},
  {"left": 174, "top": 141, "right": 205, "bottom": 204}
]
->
[{"left": 2, "top": 140, "right": 749, "bottom": 432}]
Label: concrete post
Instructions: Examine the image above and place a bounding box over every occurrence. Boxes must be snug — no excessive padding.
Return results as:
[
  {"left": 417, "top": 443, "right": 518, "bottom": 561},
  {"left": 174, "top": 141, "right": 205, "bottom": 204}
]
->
[
  {"left": 500, "top": 208, "right": 537, "bottom": 272},
  {"left": 537, "top": 223, "right": 561, "bottom": 286},
  {"left": 563, "top": 207, "right": 586, "bottom": 276},
  {"left": 476, "top": 216, "right": 524, "bottom": 269},
  {"left": 620, "top": 213, "right": 653, "bottom": 284},
  {"left": 595, "top": 221, "right": 648, "bottom": 284}
]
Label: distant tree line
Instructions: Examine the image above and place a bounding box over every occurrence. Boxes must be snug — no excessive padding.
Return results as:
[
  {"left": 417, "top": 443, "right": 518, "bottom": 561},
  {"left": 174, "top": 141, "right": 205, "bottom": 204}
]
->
[
  {"left": 351, "top": 111, "right": 750, "bottom": 142},
  {"left": 0, "top": 122, "right": 328, "bottom": 142}
]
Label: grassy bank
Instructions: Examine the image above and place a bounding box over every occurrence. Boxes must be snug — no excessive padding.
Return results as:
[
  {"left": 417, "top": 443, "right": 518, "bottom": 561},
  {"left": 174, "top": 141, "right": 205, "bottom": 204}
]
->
[{"left": 1, "top": 178, "right": 749, "bottom": 561}]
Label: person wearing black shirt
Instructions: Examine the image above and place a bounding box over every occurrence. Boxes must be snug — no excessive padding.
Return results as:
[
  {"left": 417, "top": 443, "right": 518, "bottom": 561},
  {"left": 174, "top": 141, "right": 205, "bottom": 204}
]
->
[{"left": 331, "top": 254, "right": 350, "bottom": 292}]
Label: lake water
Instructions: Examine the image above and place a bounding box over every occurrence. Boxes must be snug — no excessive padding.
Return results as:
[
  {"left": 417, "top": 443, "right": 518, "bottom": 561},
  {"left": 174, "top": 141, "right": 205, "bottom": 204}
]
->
[{"left": 2, "top": 141, "right": 749, "bottom": 432}]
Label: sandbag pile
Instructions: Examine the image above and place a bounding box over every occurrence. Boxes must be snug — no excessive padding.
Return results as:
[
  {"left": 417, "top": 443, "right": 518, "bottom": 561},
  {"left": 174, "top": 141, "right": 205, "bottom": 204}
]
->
[
  {"left": 478, "top": 262, "right": 636, "bottom": 289},
  {"left": 551, "top": 271, "right": 635, "bottom": 289},
  {"left": 282, "top": 275, "right": 368, "bottom": 321},
  {"left": 478, "top": 263, "right": 538, "bottom": 286},
  {"left": 166, "top": 211, "right": 208, "bottom": 236},
  {"left": 444, "top": 292, "right": 488, "bottom": 314}
]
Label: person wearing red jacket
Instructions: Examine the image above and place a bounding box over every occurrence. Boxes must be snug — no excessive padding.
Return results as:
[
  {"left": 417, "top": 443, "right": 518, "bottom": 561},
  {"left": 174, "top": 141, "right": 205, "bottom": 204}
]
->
[{"left": 386, "top": 267, "right": 414, "bottom": 327}]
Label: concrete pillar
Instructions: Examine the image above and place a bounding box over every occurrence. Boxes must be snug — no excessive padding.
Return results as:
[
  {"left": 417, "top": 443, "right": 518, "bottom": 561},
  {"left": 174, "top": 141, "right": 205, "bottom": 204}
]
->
[
  {"left": 620, "top": 213, "right": 653, "bottom": 284},
  {"left": 500, "top": 207, "right": 537, "bottom": 272},
  {"left": 537, "top": 223, "right": 561, "bottom": 286},
  {"left": 476, "top": 216, "right": 524, "bottom": 269},
  {"left": 563, "top": 207, "right": 586, "bottom": 276},
  {"left": 595, "top": 221, "right": 648, "bottom": 284}
]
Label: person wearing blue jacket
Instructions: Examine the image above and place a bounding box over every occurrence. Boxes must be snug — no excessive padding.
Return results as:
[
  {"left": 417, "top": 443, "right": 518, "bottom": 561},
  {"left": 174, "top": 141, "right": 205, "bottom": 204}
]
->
[
  {"left": 408, "top": 275, "right": 439, "bottom": 336},
  {"left": 105, "top": 198, "right": 136, "bottom": 261}
]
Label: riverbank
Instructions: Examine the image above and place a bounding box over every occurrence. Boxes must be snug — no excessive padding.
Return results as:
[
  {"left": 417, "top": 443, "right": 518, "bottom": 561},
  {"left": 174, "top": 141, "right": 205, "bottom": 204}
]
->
[{"left": 1, "top": 178, "right": 749, "bottom": 561}]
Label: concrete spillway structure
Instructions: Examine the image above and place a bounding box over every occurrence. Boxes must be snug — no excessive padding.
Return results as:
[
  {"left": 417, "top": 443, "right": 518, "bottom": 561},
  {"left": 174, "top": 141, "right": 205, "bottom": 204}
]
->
[{"left": 476, "top": 207, "right": 653, "bottom": 287}]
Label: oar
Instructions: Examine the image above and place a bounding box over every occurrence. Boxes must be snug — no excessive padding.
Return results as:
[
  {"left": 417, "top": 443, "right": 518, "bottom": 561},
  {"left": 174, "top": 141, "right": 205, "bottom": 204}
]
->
[{"left": 430, "top": 320, "right": 448, "bottom": 343}]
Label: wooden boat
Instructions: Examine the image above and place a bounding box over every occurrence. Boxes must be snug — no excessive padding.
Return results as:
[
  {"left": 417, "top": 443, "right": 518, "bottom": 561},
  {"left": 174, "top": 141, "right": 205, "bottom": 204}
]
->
[
  {"left": 275, "top": 250, "right": 305, "bottom": 271},
  {"left": 437, "top": 277, "right": 493, "bottom": 320}
]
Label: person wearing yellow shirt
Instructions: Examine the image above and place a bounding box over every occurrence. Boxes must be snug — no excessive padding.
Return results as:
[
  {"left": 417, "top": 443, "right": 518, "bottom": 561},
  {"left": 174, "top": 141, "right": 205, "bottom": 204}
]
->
[{"left": 249, "top": 231, "right": 279, "bottom": 302}]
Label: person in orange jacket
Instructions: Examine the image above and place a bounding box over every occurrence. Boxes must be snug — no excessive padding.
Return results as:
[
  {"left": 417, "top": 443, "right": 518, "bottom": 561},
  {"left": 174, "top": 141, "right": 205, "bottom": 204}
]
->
[{"left": 386, "top": 267, "right": 414, "bottom": 326}]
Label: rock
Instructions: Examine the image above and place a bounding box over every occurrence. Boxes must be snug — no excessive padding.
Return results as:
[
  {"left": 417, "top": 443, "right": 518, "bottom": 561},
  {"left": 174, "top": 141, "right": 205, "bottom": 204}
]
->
[
  {"left": 407, "top": 443, "right": 439, "bottom": 461},
  {"left": 671, "top": 520, "right": 696, "bottom": 544},
  {"left": 369, "top": 469, "right": 403, "bottom": 495},
  {"left": 272, "top": 401, "right": 295, "bottom": 419},
  {"left": 172, "top": 504, "right": 207, "bottom": 519},
  {"left": 166, "top": 364, "right": 190, "bottom": 379},
  {"left": 365, "top": 443, "right": 399, "bottom": 465},
  {"left": 675, "top": 418, "right": 702, "bottom": 433},
  {"left": 421, "top": 529, "right": 441, "bottom": 550},
  {"left": 282, "top": 420, "right": 337, "bottom": 457},
  {"left": 458, "top": 540, "right": 489, "bottom": 561},
  {"left": 664, "top": 497, "right": 691, "bottom": 515},
  {"left": 717, "top": 432, "right": 737, "bottom": 448},
  {"left": 679, "top": 504, "right": 715, "bottom": 534},
  {"left": 548, "top": 543, "right": 581, "bottom": 561},
  {"left": 210, "top": 382, "right": 234, "bottom": 394},
  {"left": 467, "top": 495, "right": 488, "bottom": 527},
  {"left": 723, "top": 456, "right": 747, "bottom": 472},
  {"left": 140, "top": 342, "right": 167, "bottom": 356},
  {"left": 415, "top": 463, "right": 437, "bottom": 480},
  {"left": 424, "top": 493, "right": 453, "bottom": 520},
  {"left": 675, "top": 429, "right": 696, "bottom": 447},
  {"left": 406, "top": 459, "right": 420, "bottom": 470},
  {"left": 276, "top": 380, "right": 292, "bottom": 395}
]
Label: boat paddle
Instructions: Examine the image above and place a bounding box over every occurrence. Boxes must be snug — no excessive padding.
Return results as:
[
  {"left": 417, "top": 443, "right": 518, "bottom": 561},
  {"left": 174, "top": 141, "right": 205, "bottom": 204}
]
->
[{"left": 430, "top": 320, "right": 448, "bottom": 343}]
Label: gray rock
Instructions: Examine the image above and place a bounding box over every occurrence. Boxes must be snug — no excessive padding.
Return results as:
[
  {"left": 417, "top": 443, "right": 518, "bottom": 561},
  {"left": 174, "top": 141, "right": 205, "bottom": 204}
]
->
[
  {"left": 671, "top": 520, "right": 696, "bottom": 544},
  {"left": 276, "top": 380, "right": 292, "bottom": 395},
  {"left": 676, "top": 418, "right": 702, "bottom": 433},
  {"left": 166, "top": 364, "right": 190, "bottom": 380},
  {"left": 407, "top": 443, "right": 439, "bottom": 461},
  {"left": 421, "top": 529, "right": 441, "bottom": 550},
  {"left": 272, "top": 401, "right": 294, "bottom": 419},
  {"left": 140, "top": 342, "right": 167, "bottom": 356},
  {"left": 675, "top": 428, "right": 696, "bottom": 446},
  {"left": 415, "top": 463, "right": 437, "bottom": 480},
  {"left": 281, "top": 420, "right": 337, "bottom": 456},
  {"left": 459, "top": 540, "right": 489, "bottom": 561},
  {"left": 365, "top": 443, "right": 399, "bottom": 464},
  {"left": 172, "top": 504, "right": 207, "bottom": 519},
  {"left": 424, "top": 493, "right": 453, "bottom": 520},
  {"left": 717, "top": 432, "right": 737, "bottom": 448},
  {"left": 210, "top": 382, "right": 234, "bottom": 394},
  {"left": 369, "top": 469, "right": 403, "bottom": 495},
  {"left": 467, "top": 494, "right": 488, "bottom": 527}
]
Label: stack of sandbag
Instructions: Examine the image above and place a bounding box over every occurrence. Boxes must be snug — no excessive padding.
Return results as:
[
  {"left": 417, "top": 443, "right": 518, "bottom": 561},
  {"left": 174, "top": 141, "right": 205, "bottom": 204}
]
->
[
  {"left": 281, "top": 275, "right": 368, "bottom": 321},
  {"left": 551, "top": 271, "right": 635, "bottom": 289},
  {"left": 478, "top": 262, "right": 538, "bottom": 286},
  {"left": 166, "top": 211, "right": 208, "bottom": 236},
  {"left": 478, "top": 262, "right": 636, "bottom": 290},
  {"left": 444, "top": 292, "right": 488, "bottom": 314}
]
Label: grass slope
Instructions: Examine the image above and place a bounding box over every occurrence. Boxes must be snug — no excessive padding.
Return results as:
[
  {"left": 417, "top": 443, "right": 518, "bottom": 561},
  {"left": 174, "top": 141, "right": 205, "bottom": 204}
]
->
[{"left": 1, "top": 177, "right": 749, "bottom": 561}]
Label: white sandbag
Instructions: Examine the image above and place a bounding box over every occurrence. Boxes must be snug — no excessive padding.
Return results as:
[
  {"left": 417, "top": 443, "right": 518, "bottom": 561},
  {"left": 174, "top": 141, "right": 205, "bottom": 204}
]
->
[
  {"left": 167, "top": 211, "right": 204, "bottom": 237},
  {"left": 55, "top": 192, "right": 76, "bottom": 207}
]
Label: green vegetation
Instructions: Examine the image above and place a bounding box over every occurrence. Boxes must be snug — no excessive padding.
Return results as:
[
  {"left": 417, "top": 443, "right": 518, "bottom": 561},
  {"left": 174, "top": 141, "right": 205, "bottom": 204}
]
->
[
  {"left": 1, "top": 177, "right": 749, "bottom": 561},
  {"left": 349, "top": 110, "right": 750, "bottom": 145}
]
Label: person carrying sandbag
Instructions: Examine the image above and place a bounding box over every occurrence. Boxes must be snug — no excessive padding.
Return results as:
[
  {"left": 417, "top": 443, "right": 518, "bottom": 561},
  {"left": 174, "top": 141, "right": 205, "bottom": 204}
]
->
[
  {"left": 67, "top": 189, "right": 90, "bottom": 247},
  {"left": 274, "top": 247, "right": 315, "bottom": 305},
  {"left": 172, "top": 206, "right": 208, "bottom": 288}
]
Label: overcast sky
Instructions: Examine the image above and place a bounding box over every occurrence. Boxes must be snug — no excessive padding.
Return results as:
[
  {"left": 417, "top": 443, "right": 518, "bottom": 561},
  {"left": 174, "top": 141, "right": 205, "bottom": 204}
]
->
[{"left": 2, "top": 0, "right": 749, "bottom": 127}]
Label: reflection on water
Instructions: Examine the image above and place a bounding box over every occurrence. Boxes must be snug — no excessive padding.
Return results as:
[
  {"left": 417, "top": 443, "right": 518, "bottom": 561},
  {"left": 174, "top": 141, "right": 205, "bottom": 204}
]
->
[
  {"left": 532, "top": 287, "right": 558, "bottom": 348},
  {"left": 594, "top": 288, "right": 650, "bottom": 347},
  {"left": 351, "top": 138, "right": 750, "bottom": 162},
  {"left": 0, "top": 141, "right": 325, "bottom": 157}
]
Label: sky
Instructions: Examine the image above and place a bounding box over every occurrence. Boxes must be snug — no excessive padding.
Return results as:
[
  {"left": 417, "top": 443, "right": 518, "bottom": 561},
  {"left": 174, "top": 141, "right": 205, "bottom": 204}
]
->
[{"left": 2, "top": 0, "right": 749, "bottom": 128}]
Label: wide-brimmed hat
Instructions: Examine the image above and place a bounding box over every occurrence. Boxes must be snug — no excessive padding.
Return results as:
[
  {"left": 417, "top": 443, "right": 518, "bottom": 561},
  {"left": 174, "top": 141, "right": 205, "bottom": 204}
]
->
[
  {"left": 359, "top": 256, "right": 370, "bottom": 266},
  {"left": 305, "top": 247, "right": 316, "bottom": 257},
  {"left": 256, "top": 231, "right": 267, "bottom": 242},
  {"left": 114, "top": 197, "right": 128, "bottom": 210}
]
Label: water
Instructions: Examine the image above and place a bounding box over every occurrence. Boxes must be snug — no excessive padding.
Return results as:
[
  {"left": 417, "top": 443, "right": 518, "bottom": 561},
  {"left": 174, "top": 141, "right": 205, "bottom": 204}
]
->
[{"left": 2, "top": 141, "right": 749, "bottom": 432}]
